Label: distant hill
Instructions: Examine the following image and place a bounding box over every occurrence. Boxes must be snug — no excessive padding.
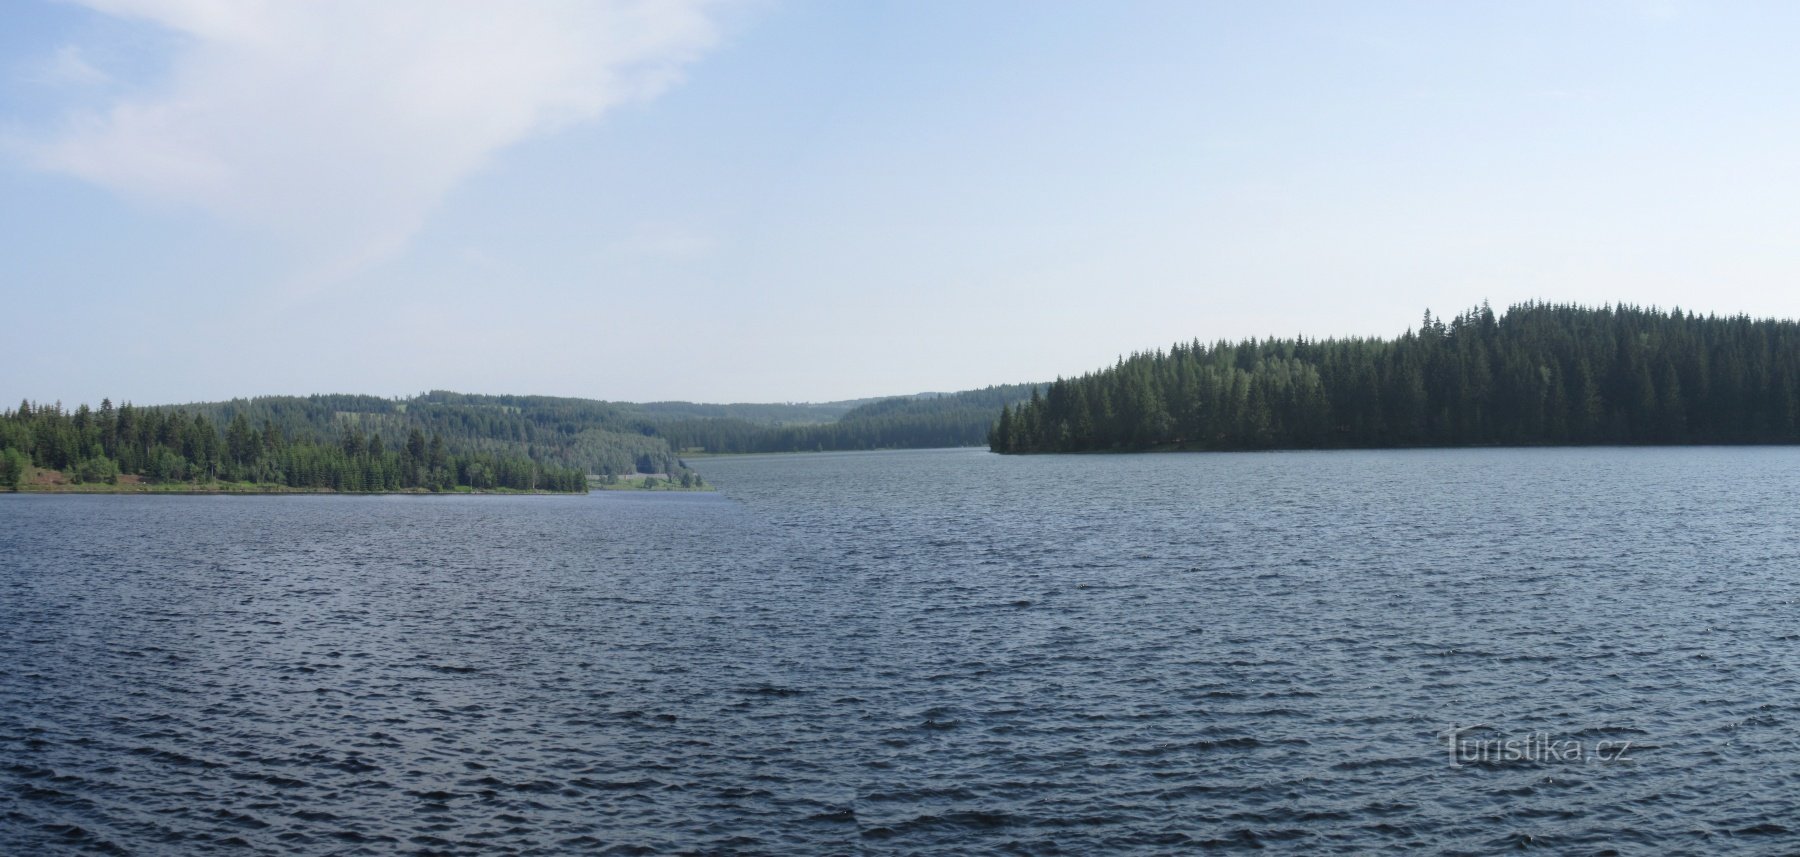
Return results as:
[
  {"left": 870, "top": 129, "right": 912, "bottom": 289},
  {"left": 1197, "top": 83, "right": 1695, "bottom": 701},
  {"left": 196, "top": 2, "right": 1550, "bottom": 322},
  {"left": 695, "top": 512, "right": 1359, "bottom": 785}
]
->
[
  {"left": 654, "top": 384, "right": 1043, "bottom": 453},
  {"left": 634, "top": 399, "right": 876, "bottom": 425},
  {"left": 50, "top": 382, "right": 1046, "bottom": 483}
]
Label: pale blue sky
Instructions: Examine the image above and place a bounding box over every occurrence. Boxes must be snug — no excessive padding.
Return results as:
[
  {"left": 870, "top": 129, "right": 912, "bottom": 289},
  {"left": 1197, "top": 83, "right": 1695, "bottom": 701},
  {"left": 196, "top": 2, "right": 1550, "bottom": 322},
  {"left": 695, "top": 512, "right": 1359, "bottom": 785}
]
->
[{"left": 6, "top": 1, "right": 1800, "bottom": 405}]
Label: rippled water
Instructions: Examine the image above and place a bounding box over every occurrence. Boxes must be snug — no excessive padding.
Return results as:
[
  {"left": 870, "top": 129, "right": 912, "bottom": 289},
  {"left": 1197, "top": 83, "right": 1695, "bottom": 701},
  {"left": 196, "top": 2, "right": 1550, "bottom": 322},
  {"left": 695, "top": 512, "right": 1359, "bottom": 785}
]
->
[{"left": 5, "top": 447, "right": 1800, "bottom": 854}]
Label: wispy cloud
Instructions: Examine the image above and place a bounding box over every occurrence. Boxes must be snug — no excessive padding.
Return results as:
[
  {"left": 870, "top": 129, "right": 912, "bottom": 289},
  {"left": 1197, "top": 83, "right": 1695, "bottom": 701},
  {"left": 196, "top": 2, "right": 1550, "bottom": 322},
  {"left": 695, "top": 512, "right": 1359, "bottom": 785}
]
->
[
  {"left": 35, "top": 44, "right": 112, "bottom": 86},
  {"left": 23, "top": 0, "right": 720, "bottom": 279}
]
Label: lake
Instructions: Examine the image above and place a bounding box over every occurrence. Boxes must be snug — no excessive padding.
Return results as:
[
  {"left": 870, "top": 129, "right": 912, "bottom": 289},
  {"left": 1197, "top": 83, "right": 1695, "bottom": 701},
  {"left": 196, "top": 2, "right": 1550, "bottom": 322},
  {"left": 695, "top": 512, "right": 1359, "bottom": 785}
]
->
[{"left": 4, "top": 446, "right": 1800, "bottom": 854}]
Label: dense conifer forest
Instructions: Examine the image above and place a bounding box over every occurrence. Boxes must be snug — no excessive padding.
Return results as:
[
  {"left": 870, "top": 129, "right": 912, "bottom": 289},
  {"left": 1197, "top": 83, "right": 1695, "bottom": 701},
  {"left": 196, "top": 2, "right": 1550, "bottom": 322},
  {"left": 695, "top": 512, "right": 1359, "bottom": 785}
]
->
[
  {"left": 0, "top": 399, "right": 590, "bottom": 492},
  {"left": 989, "top": 303, "right": 1800, "bottom": 454}
]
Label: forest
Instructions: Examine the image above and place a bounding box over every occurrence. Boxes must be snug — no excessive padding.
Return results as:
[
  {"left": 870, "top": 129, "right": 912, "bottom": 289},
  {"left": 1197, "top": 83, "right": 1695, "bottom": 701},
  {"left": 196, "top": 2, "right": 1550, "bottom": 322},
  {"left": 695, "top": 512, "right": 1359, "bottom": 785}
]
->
[
  {"left": 0, "top": 400, "right": 590, "bottom": 492},
  {"left": 0, "top": 382, "right": 1037, "bottom": 491},
  {"left": 990, "top": 302, "right": 1800, "bottom": 453},
  {"left": 171, "top": 392, "right": 697, "bottom": 481}
]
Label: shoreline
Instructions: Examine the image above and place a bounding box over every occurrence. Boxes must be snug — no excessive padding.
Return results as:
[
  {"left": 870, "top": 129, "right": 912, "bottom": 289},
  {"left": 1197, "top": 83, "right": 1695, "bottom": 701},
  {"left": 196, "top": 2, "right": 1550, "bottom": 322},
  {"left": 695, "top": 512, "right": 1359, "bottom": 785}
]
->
[
  {"left": 8, "top": 466, "right": 709, "bottom": 495},
  {"left": 9, "top": 483, "right": 588, "bottom": 496},
  {"left": 9, "top": 479, "right": 715, "bottom": 495},
  {"left": 991, "top": 439, "right": 1800, "bottom": 455},
  {"left": 676, "top": 444, "right": 985, "bottom": 458}
]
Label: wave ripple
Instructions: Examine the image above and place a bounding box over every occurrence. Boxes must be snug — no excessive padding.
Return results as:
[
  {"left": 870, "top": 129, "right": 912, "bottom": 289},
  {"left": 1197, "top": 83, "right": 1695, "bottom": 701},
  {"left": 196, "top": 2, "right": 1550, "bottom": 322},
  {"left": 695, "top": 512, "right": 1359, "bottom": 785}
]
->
[{"left": 6, "top": 447, "right": 1800, "bottom": 853}]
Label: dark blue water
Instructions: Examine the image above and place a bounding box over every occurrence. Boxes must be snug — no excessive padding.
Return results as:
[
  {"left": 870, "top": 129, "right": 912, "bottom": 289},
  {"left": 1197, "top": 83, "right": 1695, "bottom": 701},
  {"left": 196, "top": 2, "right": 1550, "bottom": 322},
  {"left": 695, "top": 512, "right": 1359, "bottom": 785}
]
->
[{"left": 5, "top": 447, "right": 1800, "bottom": 854}]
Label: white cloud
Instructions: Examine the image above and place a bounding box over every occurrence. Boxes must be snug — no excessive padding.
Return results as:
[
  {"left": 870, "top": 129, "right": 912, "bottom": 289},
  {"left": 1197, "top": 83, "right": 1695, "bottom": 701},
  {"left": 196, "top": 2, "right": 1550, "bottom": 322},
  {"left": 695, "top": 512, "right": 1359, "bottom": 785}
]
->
[
  {"left": 37, "top": 44, "right": 113, "bottom": 86},
  {"left": 26, "top": 0, "right": 719, "bottom": 274}
]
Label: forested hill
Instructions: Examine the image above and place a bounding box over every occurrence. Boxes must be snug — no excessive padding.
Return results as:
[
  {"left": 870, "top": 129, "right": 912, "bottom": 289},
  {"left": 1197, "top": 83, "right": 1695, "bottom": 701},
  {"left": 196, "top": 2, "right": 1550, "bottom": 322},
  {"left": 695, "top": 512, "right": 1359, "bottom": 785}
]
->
[
  {"left": 1, "top": 383, "right": 1043, "bottom": 491},
  {"left": 989, "top": 302, "right": 1800, "bottom": 454},
  {"left": 656, "top": 384, "right": 1043, "bottom": 453},
  {"left": 180, "top": 386, "right": 1043, "bottom": 459}
]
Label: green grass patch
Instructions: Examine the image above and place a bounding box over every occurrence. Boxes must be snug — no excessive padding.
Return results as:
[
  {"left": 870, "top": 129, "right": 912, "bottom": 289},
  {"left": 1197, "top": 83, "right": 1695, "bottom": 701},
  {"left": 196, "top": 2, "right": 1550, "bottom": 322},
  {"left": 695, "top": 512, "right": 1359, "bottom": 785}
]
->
[{"left": 589, "top": 476, "right": 714, "bottom": 492}]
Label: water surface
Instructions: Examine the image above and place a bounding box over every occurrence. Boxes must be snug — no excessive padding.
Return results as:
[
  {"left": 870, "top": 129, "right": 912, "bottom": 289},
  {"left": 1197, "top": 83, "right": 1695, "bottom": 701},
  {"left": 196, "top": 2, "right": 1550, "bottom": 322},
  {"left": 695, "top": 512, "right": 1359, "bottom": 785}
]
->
[{"left": 5, "top": 447, "right": 1800, "bottom": 854}]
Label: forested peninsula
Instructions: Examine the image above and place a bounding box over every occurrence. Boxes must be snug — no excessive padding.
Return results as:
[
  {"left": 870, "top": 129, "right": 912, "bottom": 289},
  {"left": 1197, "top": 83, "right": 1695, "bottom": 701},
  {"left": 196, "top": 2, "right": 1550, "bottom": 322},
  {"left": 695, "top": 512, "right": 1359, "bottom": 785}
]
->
[
  {"left": 990, "top": 303, "right": 1800, "bottom": 454},
  {"left": 0, "top": 401, "right": 593, "bottom": 493}
]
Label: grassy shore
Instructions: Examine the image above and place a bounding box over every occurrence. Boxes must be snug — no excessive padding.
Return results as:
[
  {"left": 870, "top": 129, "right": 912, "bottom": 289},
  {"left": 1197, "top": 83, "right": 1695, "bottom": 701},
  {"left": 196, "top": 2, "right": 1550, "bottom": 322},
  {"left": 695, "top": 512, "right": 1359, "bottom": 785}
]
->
[
  {"left": 590, "top": 476, "right": 714, "bottom": 492},
  {"left": 12, "top": 467, "right": 598, "bottom": 495},
  {"left": 15, "top": 481, "right": 581, "bottom": 495},
  {"left": 15, "top": 468, "right": 716, "bottom": 496},
  {"left": 9, "top": 467, "right": 714, "bottom": 495}
]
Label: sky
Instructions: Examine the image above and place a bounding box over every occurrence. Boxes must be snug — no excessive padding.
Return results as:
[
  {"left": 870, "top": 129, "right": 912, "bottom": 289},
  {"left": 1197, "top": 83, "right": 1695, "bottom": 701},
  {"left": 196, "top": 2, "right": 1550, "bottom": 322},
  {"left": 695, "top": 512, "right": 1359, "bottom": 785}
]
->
[{"left": 6, "top": 0, "right": 1800, "bottom": 406}]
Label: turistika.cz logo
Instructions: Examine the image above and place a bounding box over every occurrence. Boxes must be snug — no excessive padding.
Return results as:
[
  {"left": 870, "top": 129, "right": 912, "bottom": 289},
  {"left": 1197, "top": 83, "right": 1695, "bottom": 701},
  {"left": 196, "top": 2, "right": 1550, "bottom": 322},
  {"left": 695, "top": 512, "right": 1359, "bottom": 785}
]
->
[{"left": 1439, "top": 725, "right": 1636, "bottom": 767}]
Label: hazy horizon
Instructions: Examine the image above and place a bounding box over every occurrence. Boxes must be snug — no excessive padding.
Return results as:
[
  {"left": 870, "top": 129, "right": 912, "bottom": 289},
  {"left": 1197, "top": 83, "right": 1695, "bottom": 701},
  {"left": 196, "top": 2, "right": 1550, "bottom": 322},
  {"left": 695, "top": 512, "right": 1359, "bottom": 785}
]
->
[
  {"left": 8, "top": 385, "right": 1030, "bottom": 410},
  {"left": 5, "top": 296, "right": 1789, "bottom": 413},
  {"left": 8, "top": 1, "right": 1800, "bottom": 406}
]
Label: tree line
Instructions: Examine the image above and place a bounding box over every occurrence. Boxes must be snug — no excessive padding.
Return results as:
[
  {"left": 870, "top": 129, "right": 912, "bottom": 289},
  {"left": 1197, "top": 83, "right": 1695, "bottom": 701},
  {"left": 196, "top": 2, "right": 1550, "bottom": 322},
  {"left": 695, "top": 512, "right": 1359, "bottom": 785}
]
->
[
  {"left": 0, "top": 378, "right": 1046, "bottom": 492},
  {"left": 161, "top": 392, "right": 699, "bottom": 483},
  {"left": 152, "top": 387, "right": 1041, "bottom": 461},
  {"left": 990, "top": 302, "right": 1800, "bottom": 453},
  {"left": 0, "top": 400, "right": 589, "bottom": 492}
]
